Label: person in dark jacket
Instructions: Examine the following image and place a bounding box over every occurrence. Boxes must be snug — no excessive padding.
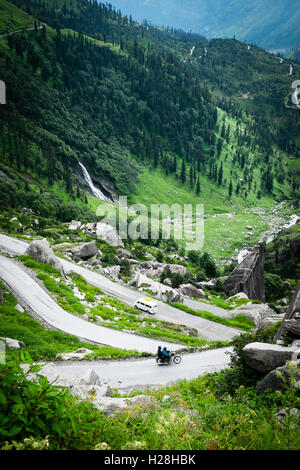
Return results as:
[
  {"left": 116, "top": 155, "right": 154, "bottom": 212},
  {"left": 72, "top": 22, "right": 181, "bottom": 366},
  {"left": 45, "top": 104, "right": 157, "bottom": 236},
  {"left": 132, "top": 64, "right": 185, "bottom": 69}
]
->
[
  {"left": 161, "top": 347, "right": 171, "bottom": 363},
  {"left": 157, "top": 346, "right": 163, "bottom": 360}
]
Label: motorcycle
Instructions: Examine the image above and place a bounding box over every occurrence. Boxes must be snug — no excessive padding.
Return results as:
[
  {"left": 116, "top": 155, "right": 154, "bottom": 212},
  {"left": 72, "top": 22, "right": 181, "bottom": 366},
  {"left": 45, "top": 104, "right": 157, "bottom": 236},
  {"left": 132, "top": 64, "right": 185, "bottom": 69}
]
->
[{"left": 156, "top": 351, "right": 182, "bottom": 366}]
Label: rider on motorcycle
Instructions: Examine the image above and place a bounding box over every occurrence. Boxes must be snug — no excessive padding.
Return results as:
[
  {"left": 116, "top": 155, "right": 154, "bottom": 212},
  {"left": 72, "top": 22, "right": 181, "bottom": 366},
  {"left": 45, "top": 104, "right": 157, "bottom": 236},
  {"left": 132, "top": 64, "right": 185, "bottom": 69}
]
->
[
  {"left": 161, "top": 347, "right": 171, "bottom": 363},
  {"left": 157, "top": 346, "right": 163, "bottom": 360}
]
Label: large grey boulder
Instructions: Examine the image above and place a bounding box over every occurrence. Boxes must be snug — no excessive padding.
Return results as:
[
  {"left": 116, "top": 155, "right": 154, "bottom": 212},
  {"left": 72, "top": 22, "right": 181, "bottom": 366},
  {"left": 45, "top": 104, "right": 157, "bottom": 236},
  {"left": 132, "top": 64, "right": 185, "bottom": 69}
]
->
[
  {"left": 243, "top": 342, "right": 298, "bottom": 373},
  {"left": 117, "top": 248, "right": 133, "bottom": 259},
  {"left": 199, "top": 277, "right": 228, "bottom": 290},
  {"left": 165, "top": 264, "right": 188, "bottom": 275},
  {"left": 96, "top": 222, "right": 124, "bottom": 247},
  {"left": 101, "top": 265, "right": 121, "bottom": 279},
  {"left": 256, "top": 360, "right": 300, "bottom": 393},
  {"left": 56, "top": 348, "right": 93, "bottom": 361},
  {"left": 178, "top": 283, "right": 206, "bottom": 299},
  {"left": 25, "top": 239, "right": 63, "bottom": 272},
  {"left": 71, "top": 241, "right": 98, "bottom": 260},
  {"left": 134, "top": 272, "right": 182, "bottom": 302},
  {"left": 283, "top": 317, "right": 300, "bottom": 337},
  {"left": 225, "top": 244, "right": 265, "bottom": 301},
  {"left": 68, "top": 220, "right": 82, "bottom": 231},
  {"left": 138, "top": 261, "right": 163, "bottom": 277},
  {"left": 138, "top": 262, "right": 188, "bottom": 280},
  {"left": 0, "top": 337, "right": 25, "bottom": 350},
  {"left": 275, "top": 281, "right": 300, "bottom": 341},
  {"left": 228, "top": 303, "right": 278, "bottom": 326}
]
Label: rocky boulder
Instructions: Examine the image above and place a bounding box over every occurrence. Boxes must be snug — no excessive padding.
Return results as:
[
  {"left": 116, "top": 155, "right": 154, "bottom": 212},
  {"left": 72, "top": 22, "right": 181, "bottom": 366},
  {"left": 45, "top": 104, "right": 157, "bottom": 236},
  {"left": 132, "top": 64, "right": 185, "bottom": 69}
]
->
[
  {"left": 0, "top": 337, "right": 25, "bottom": 350},
  {"left": 225, "top": 244, "right": 265, "bottom": 301},
  {"left": 96, "top": 222, "right": 124, "bottom": 247},
  {"left": 227, "top": 292, "right": 249, "bottom": 302},
  {"left": 227, "top": 303, "right": 278, "bottom": 326},
  {"left": 117, "top": 248, "right": 133, "bottom": 259},
  {"left": 178, "top": 283, "right": 206, "bottom": 299},
  {"left": 165, "top": 264, "right": 187, "bottom": 275},
  {"left": 256, "top": 360, "right": 300, "bottom": 393},
  {"left": 199, "top": 276, "right": 228, "bottom": 290},
  {"left": 283, "top": 317, "right": 300, "bottom": 337},
  {"left": 71, "top": 241, "right": 98, "bottom": 260},
  {"left": 133, "top": 272, "right": 182, "bottom": 302},
  {"left": 25, "top": 239, "right": 64, "bottom": 273},
  {"left": 101, "top": 265, "right": 121, "bottom": 279},
  {"left": 68, "top": 220, "right": 82, "bottom": 231},
  {"left": 138, "top": 261, "right": 165, "bottom": 278},
  {"left": 243, "top": 342, "right": 298, "bottom": 373},
  {"left": 275, "top": 281, "right": 300, "bottom": 341},
  {"left": 138, "top": 262, "right": 188, "bottom": 280},
  {"left": 56, "top": 348, "right": 93, "bottom": 361}
]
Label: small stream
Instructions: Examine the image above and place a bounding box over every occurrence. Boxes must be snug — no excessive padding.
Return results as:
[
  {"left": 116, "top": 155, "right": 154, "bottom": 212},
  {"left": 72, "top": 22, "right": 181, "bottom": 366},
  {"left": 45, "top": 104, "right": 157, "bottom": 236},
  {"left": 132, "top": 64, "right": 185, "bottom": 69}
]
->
[{"left": 237, "top": 213, "right": 300, "bottom": 264}]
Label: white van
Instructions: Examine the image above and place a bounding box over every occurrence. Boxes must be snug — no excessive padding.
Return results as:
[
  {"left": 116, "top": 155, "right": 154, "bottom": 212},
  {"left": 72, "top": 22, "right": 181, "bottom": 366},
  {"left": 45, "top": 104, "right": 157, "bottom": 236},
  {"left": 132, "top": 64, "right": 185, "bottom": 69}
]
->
[{"left": 134, "top": 297, "right": 158, "bottom": 315}]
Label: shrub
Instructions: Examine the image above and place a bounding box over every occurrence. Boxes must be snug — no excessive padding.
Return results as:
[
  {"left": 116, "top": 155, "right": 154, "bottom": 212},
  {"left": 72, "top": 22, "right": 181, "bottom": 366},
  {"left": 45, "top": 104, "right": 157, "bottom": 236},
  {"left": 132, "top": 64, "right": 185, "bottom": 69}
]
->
[
  {"left": 265, "top": 273, "right": 286, "bottom": 302},
  {"left": 0, "top": 360, "right": 78, "bottom": 448}
]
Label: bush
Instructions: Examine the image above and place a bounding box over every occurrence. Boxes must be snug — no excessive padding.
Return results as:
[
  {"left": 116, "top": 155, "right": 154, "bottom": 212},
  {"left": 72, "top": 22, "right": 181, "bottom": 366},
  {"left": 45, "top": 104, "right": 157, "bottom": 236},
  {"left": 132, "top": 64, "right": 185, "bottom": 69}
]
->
[
  {"left": 225, "top": 323, "right": 282, "bottom": 388},
  {"left": 265, "top": 273, "right": 286, "bottom": 302},
  {"left": 0, "top": 360, "right": 79, "bottom": 448}
]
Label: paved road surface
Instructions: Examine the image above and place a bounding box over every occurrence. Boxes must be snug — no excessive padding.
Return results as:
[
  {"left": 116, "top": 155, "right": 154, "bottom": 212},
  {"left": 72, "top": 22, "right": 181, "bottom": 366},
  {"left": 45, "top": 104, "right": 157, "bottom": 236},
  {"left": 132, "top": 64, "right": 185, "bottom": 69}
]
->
[
  {"left": 36, "top": 347, "right": 233, "bottom": 391},
  {"left": 0, "top": 255, "right": 183, "bottom": 354},
  {"left": 0, "top": 233, "right": 241, "bottom": 341}
]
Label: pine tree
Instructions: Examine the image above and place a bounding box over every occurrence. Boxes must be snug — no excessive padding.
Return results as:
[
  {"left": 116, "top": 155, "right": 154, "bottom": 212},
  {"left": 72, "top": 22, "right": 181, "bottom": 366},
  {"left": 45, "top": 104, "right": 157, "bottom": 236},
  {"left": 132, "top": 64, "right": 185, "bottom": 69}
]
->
[
  {"left": 228, "top": 179, "right": 233, "bottom": 197},
  {"left": 218, "top": 162, "right": 223, "bottom": 185},
  {"left": 195, "top": 176, "right": 201, "bottom": 195},
  {"left": 180, "top": 158, "right": 186, "bottom": 184}
]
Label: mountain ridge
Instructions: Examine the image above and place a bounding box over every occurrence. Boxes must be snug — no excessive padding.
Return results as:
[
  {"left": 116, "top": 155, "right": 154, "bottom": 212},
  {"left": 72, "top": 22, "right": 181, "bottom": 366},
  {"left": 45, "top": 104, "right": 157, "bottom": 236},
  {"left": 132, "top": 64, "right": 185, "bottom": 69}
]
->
[{"left": 110, "top": 0, "right": 300, "bottom": 54}]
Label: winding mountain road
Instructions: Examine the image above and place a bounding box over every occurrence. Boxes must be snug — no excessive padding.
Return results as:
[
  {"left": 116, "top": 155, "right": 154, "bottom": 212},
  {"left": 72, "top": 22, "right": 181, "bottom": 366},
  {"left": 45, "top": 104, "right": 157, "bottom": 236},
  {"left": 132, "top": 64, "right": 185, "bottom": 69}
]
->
[
  {"left": 0, "top": 255, "right": 182, "bottom": 353},
  {"left": 36, "top": 347, "right": 233, "bottom": 392},
  {"left": 0, "top": 233, "right": 241, "bottom": 342}
]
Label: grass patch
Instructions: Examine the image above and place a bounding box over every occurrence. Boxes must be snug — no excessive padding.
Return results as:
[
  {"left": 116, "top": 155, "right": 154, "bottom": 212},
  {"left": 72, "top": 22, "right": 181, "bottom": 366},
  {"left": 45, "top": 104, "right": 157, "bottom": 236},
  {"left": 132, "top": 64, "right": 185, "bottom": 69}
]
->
[
  {"left": 0, "top": 281, "right": 143, "bottom": 362},
  {"left": 171, "top": 302, "right": 255, "bottom": 331}
]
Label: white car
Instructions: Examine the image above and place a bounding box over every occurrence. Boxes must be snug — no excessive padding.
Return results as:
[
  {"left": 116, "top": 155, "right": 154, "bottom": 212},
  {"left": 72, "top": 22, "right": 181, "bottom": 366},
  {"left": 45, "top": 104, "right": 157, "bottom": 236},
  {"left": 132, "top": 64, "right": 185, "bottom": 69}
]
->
[{"left": 134, "top": 297, "right": 158, "bottom": 315}]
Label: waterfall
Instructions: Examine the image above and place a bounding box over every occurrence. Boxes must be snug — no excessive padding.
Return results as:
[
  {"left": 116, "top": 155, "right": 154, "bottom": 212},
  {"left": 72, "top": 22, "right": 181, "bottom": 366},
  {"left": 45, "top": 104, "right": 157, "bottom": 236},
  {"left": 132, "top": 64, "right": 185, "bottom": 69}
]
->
[{"left": 79, "top": 162, "right": 110, "bottom": 202}]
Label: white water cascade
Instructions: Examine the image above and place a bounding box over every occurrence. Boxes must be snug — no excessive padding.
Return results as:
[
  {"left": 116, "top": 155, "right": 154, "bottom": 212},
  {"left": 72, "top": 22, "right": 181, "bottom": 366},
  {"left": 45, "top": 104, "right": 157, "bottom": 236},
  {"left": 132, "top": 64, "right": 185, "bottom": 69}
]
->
[
  {"left": 79, "top": 162, "right": 110, "bottom": 202},
  {"left": 237, "top": 214, "right": 300, "bottom": 264}
]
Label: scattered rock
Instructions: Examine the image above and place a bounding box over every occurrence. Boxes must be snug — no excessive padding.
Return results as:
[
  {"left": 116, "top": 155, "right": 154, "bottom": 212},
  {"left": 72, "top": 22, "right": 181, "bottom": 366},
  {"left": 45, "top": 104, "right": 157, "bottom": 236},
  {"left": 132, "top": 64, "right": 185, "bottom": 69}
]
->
[
  {"left": 84, "top": 222, "right": 97, "bottom": 234},
  {"left": 198, "top": 277, "right": 228, "bottom": 290},
  {"left": 101, "top": 266, "right": 121, "bottom": 279},
  {"left": 72, "top": 286, "right": 85, "bottom": 300},
  {"left": 227, "top": 303, "right": 277, "bottom": 326},
  {"left": 117, "top": 248, "right": 133, "bottom": 259},
  {"left": 275, "top": 408, "right": 300, "bottom": 428},
  {"left": 243, "top": 342, "right": 298, "bottom": 373},
  {"left": 15, "top": 303, "right": 25, "bottom": 313},
  {"left": 227, "top": 292, "right": 249, "bottom": 302},
  {"left": 71, "top": 241, "right": 98, "bottom": 260},
  {"left": 133, "top": 272, "right": 182, "bottom": 303},
  {"left": 89, "top": 369, "right": 101, "bottom": 386},
  {"left": 275, "top": 281, "right": 300, "bottom": 341},
  {"left": 21, "top": 207, "right": 33, "bottom": 214},
  {"left": 282, "top": 317, "right": 300, "bottom": 338},
  {"left": 0, "top": 337, "right": 25, "bottom": 350},
  {"left": 178, "top": 283, "right": 206, "bottom": 299},
  {"left": 56, "top": 348, "right": 93, "bottom": 361},
  {"left": 25, "top": 239, "right": 64, "bottom": 273},
  {"left": 256, "top": 360, "right": 300, "bottom": 393},
  {"left": 68, "top": 220, "right": 82, "bottom": 231},
  {"left": 96, "top": 222, "right": 124, "bottom": 247},
  {"left": 165, "top": 264, "right": 188, "bottom": 275}
]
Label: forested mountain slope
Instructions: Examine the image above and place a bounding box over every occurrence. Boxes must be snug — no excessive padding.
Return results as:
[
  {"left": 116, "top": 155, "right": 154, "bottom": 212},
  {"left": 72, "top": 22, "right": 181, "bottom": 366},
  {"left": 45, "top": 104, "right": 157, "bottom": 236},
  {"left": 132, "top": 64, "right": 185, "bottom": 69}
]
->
[
  {"left": 0, "top": 0, "right": 299, "bottom": 229},
  {"left": 111, "top": 0, "right": 300, "bottom": 54}
]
